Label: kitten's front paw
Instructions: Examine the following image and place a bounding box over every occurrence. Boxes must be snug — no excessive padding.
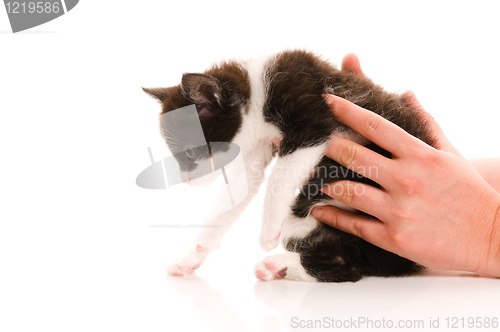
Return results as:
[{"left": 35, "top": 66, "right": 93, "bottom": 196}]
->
[
  {"left": 259, "top": 231, "right": 280, "bottom": 252},
  {"left": 166, "top": 248, "right": 206, "bottom": 276},
  {"left": 167, "top": 262, "right": 201, "bottom": 276},
  {"left": 167, "top": 259, "right": 202, "bottom": 276}
]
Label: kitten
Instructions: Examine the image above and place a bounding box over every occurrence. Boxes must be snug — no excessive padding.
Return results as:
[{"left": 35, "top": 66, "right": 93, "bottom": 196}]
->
[{"left": 143, "top": 50, "right": 433, "bottom": 282}]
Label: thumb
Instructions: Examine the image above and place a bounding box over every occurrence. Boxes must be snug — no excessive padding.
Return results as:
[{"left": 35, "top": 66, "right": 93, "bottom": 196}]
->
[{"left": 341, "top": 53, "right": 367, "bottom": 79}]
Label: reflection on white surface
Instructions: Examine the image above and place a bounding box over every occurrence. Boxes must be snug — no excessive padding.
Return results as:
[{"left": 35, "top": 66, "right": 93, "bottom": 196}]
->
[
  {"left": 164, "top": 262, "right": 500, "bottom": 332},
  {"left": 166, "top": 274, "right": 250, "bottom": 332},
  {"left": 254, "top": 273, "right": 500, "bottom": 330}
]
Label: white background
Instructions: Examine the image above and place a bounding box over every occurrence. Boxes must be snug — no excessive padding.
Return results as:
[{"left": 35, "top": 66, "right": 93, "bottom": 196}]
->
[{"left": 1, "top": 1, "right": 500, "bottom": 331}]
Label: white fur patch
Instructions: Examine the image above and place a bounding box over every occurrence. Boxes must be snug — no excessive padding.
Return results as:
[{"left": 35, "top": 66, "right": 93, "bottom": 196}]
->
[
  {"left": 281, "top": 214, "right": 320, "bottom": 242},
  {"left": 260, "top": 143, "right": 328, "bottom": 251},
  {"left": 236, "top": 55, "right": 282, "bottom": 152}
]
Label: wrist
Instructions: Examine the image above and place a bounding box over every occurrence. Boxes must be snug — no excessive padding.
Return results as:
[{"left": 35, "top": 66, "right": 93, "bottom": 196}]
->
[{"left": 477, "top": 192, "right": 500, "bottom": 278}]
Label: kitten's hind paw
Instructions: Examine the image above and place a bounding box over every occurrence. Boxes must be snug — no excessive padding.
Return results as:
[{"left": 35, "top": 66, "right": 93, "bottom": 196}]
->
[
  {"left": 254, "top": 252, "right": 317, "bottom": 282},
  {"left": 255, "top": 259, "right": 288, "bottom": 281}
]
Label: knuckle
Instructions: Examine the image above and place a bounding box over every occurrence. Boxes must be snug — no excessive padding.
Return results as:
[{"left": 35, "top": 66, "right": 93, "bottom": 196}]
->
[
  {"left": 339, "top": 182, "right": 354, "bottom": 205},
  {"left": 416, "top": 147, "right": 439, "bottom": 164},
  {"left": 389, "top": 231, "right": 406, "bottom": 247},
  {"left": 394, "top": 173, "right": 421, "bottom": 195},
  {"left": 339, "top": 144, "right": 357, "bottom": 167},
  {"left": 364, "top": 115, "right": 380, "bottom": 133},
  {"left": 388, "top": 228, "right": 415, "bottom": 249},
  {"left": 392, "top": 206, "right": 412, "bottom": 221},
  {"left": 352, "top": 219, "right": 364, "bottom": 238}
]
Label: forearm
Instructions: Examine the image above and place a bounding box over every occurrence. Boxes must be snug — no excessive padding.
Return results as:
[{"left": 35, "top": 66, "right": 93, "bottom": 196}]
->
[{"left": 470, "top": 158, "right": 500, "bottom": 193}]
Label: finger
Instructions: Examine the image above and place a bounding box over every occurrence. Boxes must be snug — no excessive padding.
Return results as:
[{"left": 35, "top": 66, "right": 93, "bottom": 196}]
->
[
  {"left": 341, "top": 53, "right": 366, "bottom": 78},
  {"left": 320, "top": 180, "right": 392, "bottom": 221},
  {"left": 312, "top": 205, "right": 389, "bottom": 247},
  {"left": 324, "top": 94, "right": 428, "bottom": 157},
  {"left": 326, "top": 135, "right": 391, "bottom": 186},
  {"left": 402, "top": 90, "right": 457, "bottom": 153}
]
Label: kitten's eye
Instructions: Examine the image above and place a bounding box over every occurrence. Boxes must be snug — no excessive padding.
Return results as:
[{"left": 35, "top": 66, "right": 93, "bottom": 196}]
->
[{"left": 185, "top": 147, "right": 196, "bottom": 159}]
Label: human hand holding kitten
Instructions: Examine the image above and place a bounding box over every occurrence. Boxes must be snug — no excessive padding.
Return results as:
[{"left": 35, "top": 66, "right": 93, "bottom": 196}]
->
[{"left": 314, "top": 54, "right": 500, "bottom": 278}]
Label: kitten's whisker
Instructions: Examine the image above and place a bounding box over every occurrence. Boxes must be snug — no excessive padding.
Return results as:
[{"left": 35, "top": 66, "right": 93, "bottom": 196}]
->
[{"left": 160, "top": 128, "right": 181, "bottom": 144}]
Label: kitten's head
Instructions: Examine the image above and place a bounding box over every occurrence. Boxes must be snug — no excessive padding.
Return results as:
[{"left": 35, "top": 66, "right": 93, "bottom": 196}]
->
[{"left": 143, "top": 62, "right": 250, "bottom": 185}]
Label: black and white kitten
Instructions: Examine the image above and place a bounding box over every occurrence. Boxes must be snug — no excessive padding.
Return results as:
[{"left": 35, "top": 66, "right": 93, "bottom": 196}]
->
[{"left": 144, "top": 50, "right": 433, "bottom": 282}]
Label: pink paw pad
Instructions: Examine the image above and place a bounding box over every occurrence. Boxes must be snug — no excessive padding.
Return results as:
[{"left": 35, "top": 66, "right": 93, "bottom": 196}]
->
[
  {"left": 256, "top": 270, "right": 267, "bottom": 280},
  {"left": 266, "top": 262, "right": 277, "bottom": 270},
  {"left": 192, "top": 263, "right": 201, "bottom": 271}
]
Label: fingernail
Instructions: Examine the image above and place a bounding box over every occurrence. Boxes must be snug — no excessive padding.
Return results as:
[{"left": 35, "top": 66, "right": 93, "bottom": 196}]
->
[
  {"left": 312, "top": 207, "right": 323, "bottom": 219},
  {"left": 322, "top": 94, "right": 334, "bottom": 106}
]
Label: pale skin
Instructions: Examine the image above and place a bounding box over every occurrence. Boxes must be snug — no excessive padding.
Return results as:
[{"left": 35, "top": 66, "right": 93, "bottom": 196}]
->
[{"left": 312, "top": 54, "right": 500, "bottom": 278}]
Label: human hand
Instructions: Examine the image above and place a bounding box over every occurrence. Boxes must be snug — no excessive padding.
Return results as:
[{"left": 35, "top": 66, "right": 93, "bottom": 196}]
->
[
  {"left": 341, "top": 52, "right": 367, "bottom": 78},
  {"left": 312, "top": 56, "right": 500, "bottom": 277}
]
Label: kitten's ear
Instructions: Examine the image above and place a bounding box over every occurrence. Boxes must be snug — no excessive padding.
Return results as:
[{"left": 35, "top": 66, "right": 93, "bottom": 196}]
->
[
  {"left": 181, "top": 73, "right": 223, "bottom": 116},
  {"left": 142, "top": 87, "right": 169, "bottom": 102}
]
